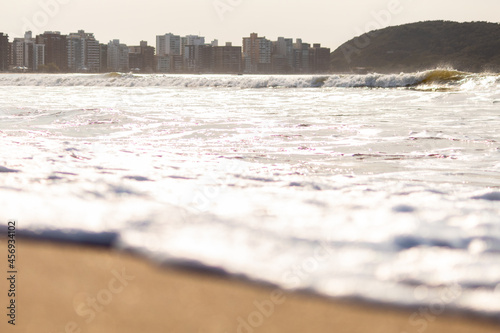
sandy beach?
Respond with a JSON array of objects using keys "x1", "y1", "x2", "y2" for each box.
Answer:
[{"x1": 0, "y1": 238, "x2": 498, "y2": 333}]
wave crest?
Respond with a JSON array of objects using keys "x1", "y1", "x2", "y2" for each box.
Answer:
[{"x1": 0, "y1": 69, "x2": 497, "y2": 89}]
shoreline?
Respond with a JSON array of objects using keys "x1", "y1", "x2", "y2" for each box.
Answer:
[{"x1": 1, "y1": 238, "x2": 499, "y2": 333}]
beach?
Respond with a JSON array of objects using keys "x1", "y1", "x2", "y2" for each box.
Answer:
[
  {"x1": 1, "y1": 72, "x2": 500, "y2": 331},
  {"x1": 1, "y1": 238, "x2": 499, "y2": 333}
]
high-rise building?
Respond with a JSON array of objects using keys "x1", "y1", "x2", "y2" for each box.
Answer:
[
  {"x1": 100, "y1": 44, "x2": 108, "y2": 72},
  {"x1": 34, "y1": 44, "x2": 45, "y2": 71},
  {"x1": 181, "y1": 35, "x2": 205, "y2": 55},
  {"x1": 183, "y1": 44, "x2": 198, "y2": 72},
  {"x1": 275, "y1": 37, "x2": 294, "y2": 72},
  {"x1": 311, "y1": 43, "x2": 331, "y2": 73},
  {"x1": 107, "y1": 40, "x2": 129, "y2": 72},
  {"x1": 156, "y1": 33, "x2": 181, "y2": 56},
  {"x1": 242, "y1": 33, "x2": 271, "y2": 73},
  {"x1": 197, "y1": 45, "x2": 214, "y2": 73},
  {"x1": 67, "y1": 34, "x2": 84, "y2": 71},
  {"x1": 293, "y1": 40, "x2": 313, "y2": 73},
  {"x1": 67, "y1": 30, "x2": 100, "y2": 72},
  {"x1": 12, "y1": 37, "x2": 28, "y2": 69},
  {"x1": 0, "y1": 33, "x2": 9, "y2": 71},
  {"x1": 12, "y1": 31, "x2": 44, "y2": 71},
  {"x1": 86, "y1": 38, "x2": 101, "y2": 72},
  {"x1": 181, "y1": 35, "x2": 206, "y2": 72},
  {"x1": 157, "y1": 33, "x2": 182, "y2": 72},
  {"x1": 36, "y1": 31, "x2": 68, "y2": 72},
  {"x1": 213, "y1": 42, "x2": 242, "y2": 73},
  {"x1": 129, "y1": 41, "x2": 155, "y2": 72}
]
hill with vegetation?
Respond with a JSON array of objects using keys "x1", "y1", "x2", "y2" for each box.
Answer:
[{"x1": 330, "y1": 21, "x2": 500, "y2": 73}]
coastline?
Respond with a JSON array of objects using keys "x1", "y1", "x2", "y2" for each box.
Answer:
[{"x1": 1, "y1": 238, "x2": 499, "y2": 333}]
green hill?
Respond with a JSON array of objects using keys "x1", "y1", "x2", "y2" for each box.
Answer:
[{"x1": 330, "y1": 21, "x2": 500, "y2": 73}]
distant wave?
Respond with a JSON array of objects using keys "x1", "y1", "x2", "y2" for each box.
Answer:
[{"x1": 0, "y1": 69, "x2": 498, "y2": 89}]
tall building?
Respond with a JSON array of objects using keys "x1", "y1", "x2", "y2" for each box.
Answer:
[
  {"x1": 242, "y1": 33, "x2": 272, "y2": 73},
  {"x1": 181, "y1": 35, "x2": 205, "y2": 55},
  {"x1": 311, "y1": 43, "x2": 331, "y2": 73},
  {"x1": 213, "y1": 42, "x2": 241, "y2": 73},
  {"x1": 67, "y1": 30, "x2": 100, "y2": 72},
  {"x1": 156, "y1": 33, "x2": 181, "y2": 56},
  {"x1": 183, "y1": 44, "x2": 198, "y2": 72},
  {"x1": 107, "y1": 40, "x2": 129, "y2": 72},
  {"x1": 129, "y1": 41, "x2": 155, "y2": 72},
  {"x1": 274, "y1": 37, "x2": 294, "y2": 72},
  {"x1": 12, "y1": 31, "x2": 44, "y2": 71},
  {"x1": 12, "y1": 37, "x2": 28, "y2": 69},
  {"x1": 100, "y1": 44, "x2": 108, "y2": 72},
  {"x1": 293, "y1": 40, "x2": 312, "y2": 73},
  {"x1": 181, "y1": 35, "x2": 206, "y2": 72},
  {"x1": 34, "y1": 44, "x2": 45, "y2": 71},
  {"x1": 197, "y1": 45, "x2": 214, "y2": 73},
  {"x1": 86, "y1": 38, "x2": 101, "y2": 72},
  {"x1": 67, "y1": 34, "x2": 84, "y2": 71},
  {"x1": 36, "y1": 31, "x2": 68, "y2": 71},
  {"x1": 0, "y1": 33, "x2": 8, "y2": 71}
]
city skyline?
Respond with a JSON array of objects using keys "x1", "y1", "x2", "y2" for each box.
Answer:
[
  {"x1": 1, "y1": 0, "x2": 499, "y2": 52},
  {"x1": 1, "y1": 30, "x2": 331, "y2": 74}
]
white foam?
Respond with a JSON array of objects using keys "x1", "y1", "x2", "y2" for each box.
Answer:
[{"x1": 0, "y1": 71, "x2": 497, "y2": 90}]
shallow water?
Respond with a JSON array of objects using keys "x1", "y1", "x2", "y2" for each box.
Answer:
[{"x1": 1, "y1": 72, "x2": 500, "y2": 319}]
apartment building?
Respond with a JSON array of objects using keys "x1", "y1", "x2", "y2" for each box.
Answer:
[
  {"x1": 107, "y1": 39, "x2": 129, "y2": 72},
  {"x1": 129, "y1": 41, "x2": 155, "y2": 72},
  {"x1": 213, "y1": 42, "x2": 242, "y2": 73},
  {"x1": 0, "y1": 33, "x2": 9, "y2": 71},
  {"x1": 67, "y1": 30, "x2": 101, "y2": 72},
  {"x1": 36, "y1": 31, "x2": 68, "y2": 71},
  {"x1": 156, "y1": 33, "x2": 181, "y2": 56},
  {"x1": 242, "y1": 33, "x2": 272, "y2": 73}
]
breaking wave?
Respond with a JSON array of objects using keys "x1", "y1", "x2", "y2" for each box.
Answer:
[{"x1": 0, "y1": 69, "x2": 498, "y2": 89}]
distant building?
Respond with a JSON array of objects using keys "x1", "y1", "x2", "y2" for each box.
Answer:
[
  {"x1": 181, "y1": 35, "x2": 206, "y2": 72},
  {"x1": 129, "y1": 41, "x2": 155, "y2": 72},
  {"x1": 34, "y1": 44, "x2": 45, "y2": 71},
  {"x1": 12, "y1": 31, "x2": 44, "y2": 71},
  {"x1": 36, "y1": 31, "x2": 68, "y2": 72},
  {"x1": 273, "y1": 37, "x2": 294, "y2": 73},
  {"x1": 12, "y1": 37, "x2": 28, "y2": 69},
  {"x1": 292, "y1": 39, "x2": 313, "y2": 73},
  {"x1": 86, "y1": 38, "x2": 101, "y2": 72},
  {"x1": 156, "y1": 55, "x2": 171, "y2": 73},
  {"x1": 156, "y1": 33, "x2": 184, "y2": 73},
  {"x1": 213, "y1": 42, "x2": 241, "y2": 73},
  {"x1": 181, "y1": 35, "x2": 205, "y2": 55},
  {"x1": 67, "y1": 30, "x2": 100, "y2": 72},
  {"x1": 243, "y1": 33, "x2": 272, "y2": 73},
  {"x1": 156, "y1": 33, "x2": 181, "y2": 56},
  {"x1": 107, "y1": 39, "x2": 129, "y2": 72},
  {"x1": 171, "y1": 54, "x2": 183, "y2": 72},
  {"x1": 99, "y1": 43, "x2": 108, "y2": 72},
  {"x1": 0, "y1": 33, "x2": 9, "y2": 71},
  {"x1": 197, "y1": 45, "x2": 214, "y2": 73},
  {"x1": 311, "y1": 43, "x2": 331, "y2": 73},
  {"x1": 183, "y1": 44, "x2": 198, "y2": 72}
]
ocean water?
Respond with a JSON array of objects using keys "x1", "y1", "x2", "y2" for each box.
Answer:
[{"x1": 1, "y1": 70, "x2": 500, "y2": 320}]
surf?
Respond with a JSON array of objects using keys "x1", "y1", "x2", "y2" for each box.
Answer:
[{"x1": 0, "y1": 70, "x2": 497, "y2": 90}]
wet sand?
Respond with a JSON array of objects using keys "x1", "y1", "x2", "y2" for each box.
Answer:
[{"x1": 1, "y1": 238, "x2": 499, "y2": 333}]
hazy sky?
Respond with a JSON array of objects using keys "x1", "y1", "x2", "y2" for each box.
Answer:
[{"x1": 2, "y1": 0, "x2": 499, "y2": 50}]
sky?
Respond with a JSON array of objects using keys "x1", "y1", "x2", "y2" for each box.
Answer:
[{"x1": 2, "y1": 0, "x2": 499, "y2": 50}]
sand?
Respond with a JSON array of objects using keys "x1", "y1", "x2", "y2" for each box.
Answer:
[{"x1": 0, "y1": 238, "x2": 499, "y2": 333}]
